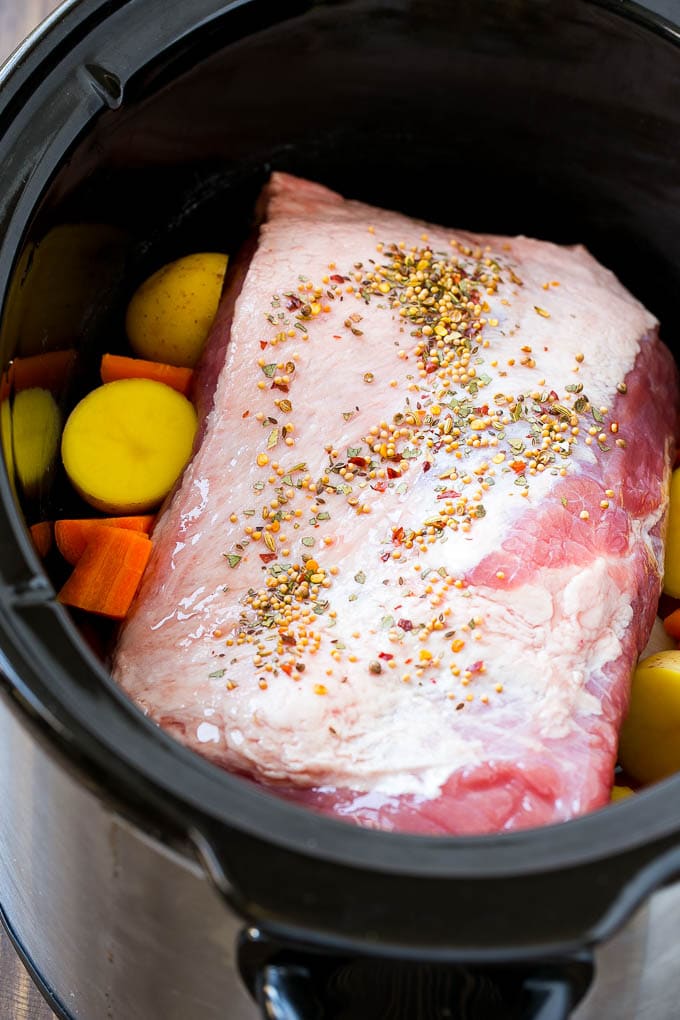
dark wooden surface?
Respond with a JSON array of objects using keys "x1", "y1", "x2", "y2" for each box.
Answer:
[{"x1": 0, "y1": 8, "x2": 63, "y2": 1020}]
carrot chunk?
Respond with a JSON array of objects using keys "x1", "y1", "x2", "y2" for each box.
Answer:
[
  {"x1": 57, "y1": 525, "x2": 152, "y2": 619},
  {"x1": 55, "y1": 515, "x2": 155, "y2": 565},
  {"x1": 100, "y1": 353, "x2": 194, "y2": 396},
  {"x1": 663, "y1": 608, "x2": 680, "y2": 640},
  {"x1": 13, "y1": 350, "x2": 76, "y2": 393},
  {"x1": 29, "y1": 521, "x2": 53, "y2": 558}
]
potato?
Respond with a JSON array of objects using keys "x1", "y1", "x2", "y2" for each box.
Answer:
[
  {"x1": 1, "y1": 401, "x2": 15, "y2": 492},
  {"x1": 5, "y1": 225, "x2": 126, "y2": 358},
  {"x1": 618, "y1": 649, "x2": 680, "y2": 784},
  {"x1": 13, "y1": 387, "x2": 61, "y2": 497},
  {"x1": 61, "y1": 379, "x2": 197, "y2": 513},
  {"x1": 126, "y1": 253, "x2": 228, "y2": 368},
  {"x1": 663, "y1": 467, "x2": 680, "y2": 597}
]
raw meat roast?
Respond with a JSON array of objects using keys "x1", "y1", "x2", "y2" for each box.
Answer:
[{"x1": 113, "y1": 173, "x2": 678, "y2": 835}]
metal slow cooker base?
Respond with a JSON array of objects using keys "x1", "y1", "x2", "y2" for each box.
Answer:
[
  {"x1": 0, "y1": 694, "x2": 254, "y2": 1020},
  {"x1": 0, "y1": 693, "x2": 678, "y2": 1020}
]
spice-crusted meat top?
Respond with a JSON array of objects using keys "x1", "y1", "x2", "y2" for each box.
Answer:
[{"x1": 113, "y1": 172, "x2": 677, "y2": 834}]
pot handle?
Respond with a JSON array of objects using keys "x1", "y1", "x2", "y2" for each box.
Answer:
[
  {"x1": 255, "y1": 964, "x2": 323, "y2": 1019},
  {"x1": 522, "y1": 976, "x2": 573, "y2": 1020},
  {"x1": 254, "y1": 960, "x2": 588, "y2": 1019}
]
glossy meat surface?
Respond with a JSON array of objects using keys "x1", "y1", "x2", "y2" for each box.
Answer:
[{"x1": 113, "y1": 173, "x2": 677, "y2": 834}]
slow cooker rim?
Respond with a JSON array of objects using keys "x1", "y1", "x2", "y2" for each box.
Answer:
[{"x1": 1, "y1": 0, "x2": 680, "y2": 889}]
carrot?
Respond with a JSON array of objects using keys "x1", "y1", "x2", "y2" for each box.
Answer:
[
  {"x1": 13, "y1": 350, "x2": 76, "y2": 393},
  {"x1": 100, "y1": 353, "x2": 194, "y2": 396},
  {"x1": 29, "y1": 521, "x2": 53, "y2": 558},
  {"x1": 664, "y1": 608, "x2": 680, "y2": 640},
  {"x1": 55, "y1": 515, "x2": 155, "y2": 565},
  {"x1": 57, "y1": 525, "x2": 152, "y2": 619}
]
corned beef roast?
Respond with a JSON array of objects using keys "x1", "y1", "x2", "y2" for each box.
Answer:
[{"x1": 112, "y1": 173, "x2": 678, "y2": 835}]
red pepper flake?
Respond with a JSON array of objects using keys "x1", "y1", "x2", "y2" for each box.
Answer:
[
  {"x1": 437, "y1": 489, "x2": 460, "y2": 500},
  {"x1": 281, "y1": 634, "x2": 296, "y2": 646},
  {"x1": 392, "y1": 526, "x2": 405, "y2": 544},
  {"x1": 398, "y1": 618, "x2": 413, "y2": 631},
  {"x1": 286, "y1": 295, "x2": 303, "y2": 311},
  {"x1": 380, "y1": 551, "x2": 391, "y2": 562},
  {"x1": 387, "y1": 467, "x2": 402, "y2": 479},
  {"x1": 271, "y1": 381, "x2": 289, "y2": 393},
  {"x1": 348, "y1": 456, "x2": 369, "y2": 468},
  {"x1": 509, "y1": 460, "x2": 526, "y2": 474},
  {"x1": 425, "y1": 363, "x2": 438, "y2": 374},
  {"x1": 469, "y1": 660, "x2": 484, "y2": 673},
  {"x1": 259, "y1": 552, "x2": 277, "y2": 564},
  {"x1": 371, "y1": 480, "x2": 388, "y2": 493},
  {"x1": 259, "y1": 341, "x2": 268, "y2": 350},
  {"x1": 280, "y1": 662, "x2": 293, "y2": 676},
  {"x1": 378, "y1": 652, "x2": 394, "y2": 661},
  {"x1": 242, "y1": 410, "x2": 250, "y2": 418},
  {"x1": 422, "y1": 462, "x2": 431, "y2": 473},
  {"x1": 330, "y1": 274, "x2": 347, "y2": 284}
]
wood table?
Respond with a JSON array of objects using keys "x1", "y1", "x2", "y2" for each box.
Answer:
[{"x1": 0, "y1": 7, "x2": 63, "y2": 1020}]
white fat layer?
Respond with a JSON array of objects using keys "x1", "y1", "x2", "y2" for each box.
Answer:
[{"x1": 207, "y1": 556, "x2": 626, "y2": 799}]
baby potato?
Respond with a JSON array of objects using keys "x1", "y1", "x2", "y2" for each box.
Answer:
[
  {"x1": 1, "y1": 400, "x2": 14, "y2": 487},
  {"x1": 61, "y1": 378, "x2": 197, "y2": 514},
  {"x1": 126, "y1": 253, "x2": 228, "y2": 368},
  {"x1": 13, "y1": 387, "x2": 61, "y2": 497},
  {"x1": 619, "y1": 650, "x2": 680, "y2": 784},
  {"x1": 610, "y1": 785, "x2": 634, "y2": 802},
  {"x1": 663, "y1": 467, "x2": 680, "y2": 597}
]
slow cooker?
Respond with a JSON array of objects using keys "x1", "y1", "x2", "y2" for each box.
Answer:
[{"x1": 1, "y1": 1, "x2": 680, "y2": 1017}]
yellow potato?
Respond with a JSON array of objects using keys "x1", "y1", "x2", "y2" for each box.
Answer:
[
  {"x1": 663, "y1": 467, "x2": 680, "y2": 597},
  {"x1": 13, "y1": 387, "x2": 61, "y2": 497},
  {"x1": 7, "y1": 225, "x2": 126, "y2": 358},
  {"x1": 61, "y1": 378, "x2": 197, "y2": 513},
  {"x1": 618, "y1": 649, "x2": 680, "y2": 784},
  {"x1": 610, "y1": 785, "x2": 634, "y2": 802},
  {"x1": 1, "y1": 400, "x2": 17, "y2": 499},
  {"x1": 126, "y1": 252, "x2": 228, "y2": 368}
]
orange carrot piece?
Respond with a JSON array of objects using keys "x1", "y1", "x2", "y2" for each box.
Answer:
[
  {"x1": 57, "y1": 525, "x2": 152, "y2": 619},
  {"x1": 55, "y1": 515, "x2": 155, "y2": 565},
  {"x1": 29, "y1": 521, "x2": 53, "y2": 558},
  {"x1": 13, "y1": 350, "x2": 76, "y2": 393},
  {"x1": 664, "y1": 608, "x2": 680, "y2": 640},
  {"x1": 100, "y1": 353, "x2": 194, "y2": 396}
]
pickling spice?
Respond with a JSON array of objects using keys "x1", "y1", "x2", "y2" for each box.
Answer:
[{"x1": 221, "y1": 232, "x2": 624, "y2": 705}]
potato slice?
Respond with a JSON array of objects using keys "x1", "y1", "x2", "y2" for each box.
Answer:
[
  {"x1": 126, "y1": 253, "x2": 228, "y2": 368},
  {"x1": 13, "y1": 387, "x2": 61, "y2": 497},
  {"x1": 663, "y1": 467, "x2": 680, "y2": 597},
  {"x1": 61, "y1": 379, "x2": 197, "y2": 513},
  {"x1": 619, "y1": 649, "x2": 680, "y2": 784}
]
